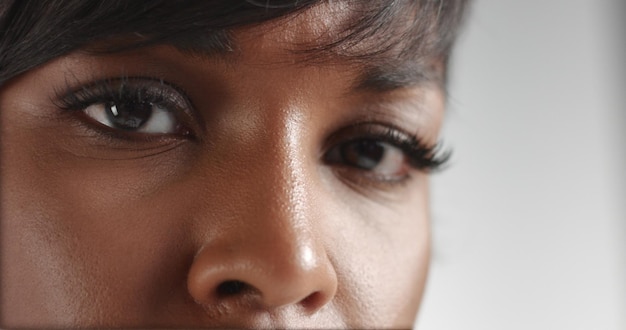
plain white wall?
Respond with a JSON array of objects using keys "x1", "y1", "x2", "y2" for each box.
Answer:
[{"x1": 417, "y1": 1, "x2": 625, "y2": 329}]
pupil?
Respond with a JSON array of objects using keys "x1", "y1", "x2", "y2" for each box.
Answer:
[
  {"x1": 105, "y1": 101, "x2": 152, "y2": 130},
  {"x1": 342, "y1": 140, "x2": 384, "y2": 170}
]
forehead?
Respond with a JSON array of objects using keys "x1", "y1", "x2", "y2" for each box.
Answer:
[
  {"x1": 225, "y1": 4, "x2": 365, "y2": 70},
  {"x1": 0, "y1": 0, "x2": 454, "y2": 87},
  {"x1": 237, "y1": 1, "x2": 358, "y2": 55},
  {"x1": 188, "y1": 1, "x2": 436, "y2": 63},
  {"x1": 163, "y1": 2, "x2": 445, "y2": 91}
]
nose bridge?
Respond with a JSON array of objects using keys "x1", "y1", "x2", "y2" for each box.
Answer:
[
  {"x1": 257, "y1": 109, "x2": 310, "y2": 230},
  {"x1": 243, "y1": 108, "x2": 320, "y2": 273},
  {"x1": 187, "y1": 107, "x2": 337, "y2": 314},
  {"x1": 221, "y1": 97, "x2": 315, "y2": 235},
  {"x1": 233, "y1": 63, "x2": 318, "y2": 220}
]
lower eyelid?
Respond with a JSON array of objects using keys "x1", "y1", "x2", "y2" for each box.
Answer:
[{"x1": 329, "y1": 166, "x2": 415, "y2": 201}]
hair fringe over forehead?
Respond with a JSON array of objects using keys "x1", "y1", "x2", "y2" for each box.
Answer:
[{"x1": 0, "y1": 0, "x2": 470, "y2": 85}]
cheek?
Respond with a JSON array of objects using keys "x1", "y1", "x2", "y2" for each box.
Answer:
[
  {"x1": 0, "y1": 108, "x2": 197, "y2": 324},
  {"x1": 324, "y1": 178, "x2": 430, "y2": 327},
  {"x1": 0, "y1": 123, "x2": 89, "y2": 324}
]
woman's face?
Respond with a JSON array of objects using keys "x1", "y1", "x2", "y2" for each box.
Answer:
[{"x1": 0, "y1": 6, "x2": 444, "y2": 328}]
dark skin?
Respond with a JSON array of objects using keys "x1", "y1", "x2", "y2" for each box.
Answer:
[{"x1": 0, "y1": 5, "x2": 444, "y2": 328}]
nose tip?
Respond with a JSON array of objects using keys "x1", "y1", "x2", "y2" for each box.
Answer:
[{"x1": 187, "y1": 240, "x2": 337, "y2": 314}]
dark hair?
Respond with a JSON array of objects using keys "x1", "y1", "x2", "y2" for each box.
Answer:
[{"x1": 0, "y1": 0, "x2": 469, "y2": 86}]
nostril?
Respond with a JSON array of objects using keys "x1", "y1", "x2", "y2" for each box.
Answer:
[
  {"x1": 300, "y1": 291, "x2": 324, "y2": 309},
  {"x1": 216, "y1": 280, "x2": 248, "y2": 297}
]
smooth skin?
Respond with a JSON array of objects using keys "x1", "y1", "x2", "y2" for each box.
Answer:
[{"x1": 0, "y1": 5, "x2": 443, "y2": 328}]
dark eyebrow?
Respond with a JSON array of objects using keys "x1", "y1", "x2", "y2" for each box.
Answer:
[{"x1": 354, "y1": 62, "x2": 442, "y2": 93}]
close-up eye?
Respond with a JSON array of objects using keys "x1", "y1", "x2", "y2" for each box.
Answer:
[
  {"x1": 325, "y1": 138, "x2": 409, "y2": 180},
  {"x1": 324, "y1": 124, "x2": 450, "y2": 183},
  {"x1": 84, "y1": 100, "x2": 175, "y2": 133},
  {"x1": 56, "y1": 77, "x2": 194, "y2": 138}
]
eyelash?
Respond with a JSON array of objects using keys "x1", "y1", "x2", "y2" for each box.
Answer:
[
  {"x1": 58, "y1": 78, "x2": 173, "y2": 109},
  {"x1": 54, "y1": 77, "x2": 194, "y2": 139},
  {"x1": 326, "y1": 123, "x2": 450, "y2": 173},
  {"x1": 53, "y1": 78, "x2": 449, "y2": 181}
]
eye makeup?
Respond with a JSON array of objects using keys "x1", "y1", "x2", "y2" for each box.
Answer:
[
  {"x1": 50, "y1": 73, "x2": 449, "y2": 187},
  {"x1": 323, "y1": 122, "x2": 451, "y2": 184},
  {"x1": 53, "y1": 76, "x2": 198, "y2": 140}
]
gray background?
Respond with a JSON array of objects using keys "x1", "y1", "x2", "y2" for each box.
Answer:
[{"x1": 417, "y1": 1, "x2": 625, "y2": 329}]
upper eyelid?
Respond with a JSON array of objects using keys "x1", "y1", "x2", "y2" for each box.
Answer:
[
  {"x1": 324, "y1": 121, "x2": 421, "y2": 144},
  {"x1": 54, "y1": 76, "x2": 194, "y2": 111},
  {"x1": 323, "y1": 122, "x2": 449, "y2": 170},
  {"x1": 322, "y1": 121, "x2": 426, "y2": 156},
  {"x1": 52, "y1": 76, "x2": 205, "y2": 139}
]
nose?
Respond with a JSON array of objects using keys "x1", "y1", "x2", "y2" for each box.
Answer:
[
  {"x1": 186, "y1": 142, "x2": 338, "y2": 316},
  {"x1": 187, "y1": 230, "x2": 337, "y2": 313}
]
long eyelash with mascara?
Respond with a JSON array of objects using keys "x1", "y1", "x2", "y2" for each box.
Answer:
[
  {"x1": 340, "y1": 123, "x2": 451, "y2": 173},
  {"x1": 53, "y1": 77, "x2": 450, "y2": 173},
  {"x1": 54, "y1": 76, "x2": 188, "y2": 114},
  {"x1": 379, "y1": 128, "x2": 451, "y2": 172}
]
